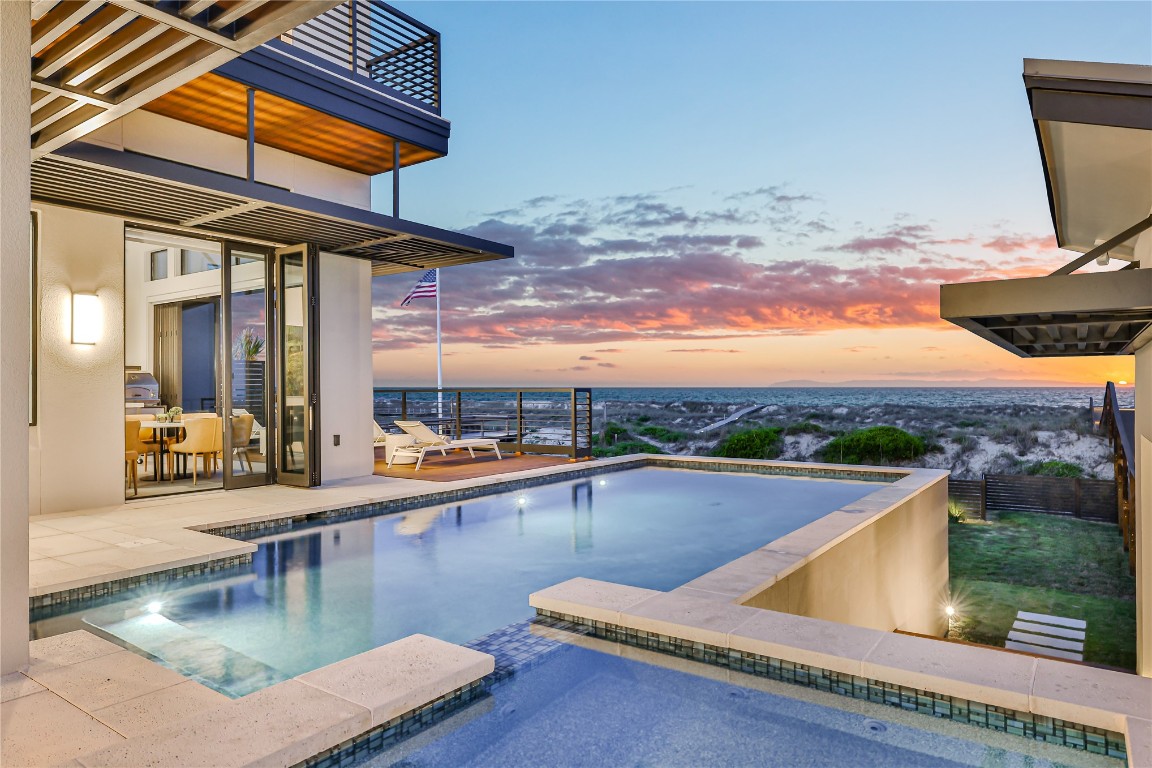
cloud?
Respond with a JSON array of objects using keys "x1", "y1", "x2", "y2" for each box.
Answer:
[
  {"x1": 372, "y1": 190, "x2": 1060, "y2": 351},
  {"x1": 578, "y1": 355, "x2": 598, "y2": 361},
  {"x1": 668, "y1": 348, "x2": 743, "y2": 354},
  {"x1": 981, "y1": 234, "x2": 1059, "y2": 253},
  {"x1": 597, "y1": 362, "x2": 618, "y2": 368},
  {"x1": 841, "y1": 345, "x2": 877, "y2": 353}
]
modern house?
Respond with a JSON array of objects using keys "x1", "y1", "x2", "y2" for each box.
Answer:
[
  {"x1": 0, "y1": 0, "x2": 512, "y2": 675},
  {"x1": 941, "y1": 59, "x2": 1152, "y2": 677}
]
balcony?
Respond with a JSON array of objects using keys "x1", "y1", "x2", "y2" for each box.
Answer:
[
  {"x1": 270, "y1": 0, "x2": 440, "y2": 114},
  {"x1": 140, "y1": 1, "x2": 450, "y2": 175}
]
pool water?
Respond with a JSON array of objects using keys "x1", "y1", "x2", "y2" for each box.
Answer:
[
  {"x1": 34, "y1": 468, "x2": 879, "y2": 696},
  {"x1": 360, "y1": 626, "x2": 1109, "y2": 768}
]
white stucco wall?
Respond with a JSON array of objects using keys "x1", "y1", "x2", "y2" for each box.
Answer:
[
  {"x1": 212, "y1": 251, "x2": 373, "y2": 482},
  {"x1": 318, "y1": 252, "x2": 374, "y2": 482},
  {"x1": 1136, "y1": 343, "x2": 1151, "y2": 677},
  {"x1": 1, "y1": 0, "x2": 32, "y2": 673},
  {"x1": 32, "y1": 204, "x2": 126, "y2": 515},
  {"x1": 743, "y1": 475, "x2": 950, "y2": 636},
  {"x1": 82, "y1": 111, "x2": 372, "y2": 209}
]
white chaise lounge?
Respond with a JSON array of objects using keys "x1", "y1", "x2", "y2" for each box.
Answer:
[{"x1": 389, "y1": 420, "x2": 503, "y2": 471}]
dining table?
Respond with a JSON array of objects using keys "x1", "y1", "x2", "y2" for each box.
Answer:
[{"x1": 139, "y1": 420, "x2": 184, "y2": 481}]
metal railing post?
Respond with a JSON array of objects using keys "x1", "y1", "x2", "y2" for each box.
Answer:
[
  {"x1": 569, "y1": 389, "x2": 577, "y2": 461},
  {"x1": 401, "y1": 391, "x2": 407, "y2": 420},
  {"x1": 348, "y1": 0, "x2": 358, "y2": 76},
  {"x1": 516, "y1": 391, "x2": 523, "y2": 454},
  {"x1": 455, "y1": 391, "x2": 462, "y2": 439}
]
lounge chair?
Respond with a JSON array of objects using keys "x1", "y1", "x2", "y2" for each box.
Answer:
[{"x1": 389, "y1": 420, "x2": 503, "y2": 471}]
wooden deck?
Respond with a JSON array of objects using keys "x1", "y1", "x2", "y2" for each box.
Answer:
[{"x1": 373, "y1": 452, "x2": 573, "y2": 482}]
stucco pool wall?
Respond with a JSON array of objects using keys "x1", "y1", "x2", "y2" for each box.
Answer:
[{"x1": 739, "y1": 469, "x2": 949, "y2": 636}]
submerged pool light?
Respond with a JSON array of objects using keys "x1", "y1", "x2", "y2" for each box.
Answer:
[
  {"x1": 598, "y1": 480, "x2": 607, "y2": 487},
  {"x1": 145, "y1": 601, "x2": 164, "y2": 614},
  {"x1": 516, "y1": 496, "x2": 528, "y2": 506}
]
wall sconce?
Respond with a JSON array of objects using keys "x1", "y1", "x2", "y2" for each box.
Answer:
[{"x1": 72, "y1": 292, "x2": 101, "y2": 345}]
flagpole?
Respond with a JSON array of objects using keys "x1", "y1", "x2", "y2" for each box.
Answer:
[{"x1": 436, "y1": 268, "x2": 443, "y2": 419}]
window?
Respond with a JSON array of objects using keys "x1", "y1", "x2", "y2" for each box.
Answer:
[
  {"x1": 150, "y1": 249, "x2": 168, "y2": 280},
  {"x1": 180, "y1": 249, "x2": 221, "y2": 275}
]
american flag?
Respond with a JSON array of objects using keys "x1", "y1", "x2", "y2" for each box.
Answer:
[{"x1": 400, "y1": 269, "x2": 437, "y2": 306}]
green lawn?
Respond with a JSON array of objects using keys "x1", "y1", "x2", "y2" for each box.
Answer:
[{"x1": 948, "y1": 510, "x2": 1136, "y2": 671}]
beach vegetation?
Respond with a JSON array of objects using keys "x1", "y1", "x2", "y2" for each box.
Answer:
[
  {"x1": 1025, "y1": 460, "x2": 1083, "y2": 478},
  {"x1": 784, "y1": 421, "x2": 824, "y2": 435},
  {"x1": 713, "y1": 428, "x2": 783, "y2": 460},
  {"x1": 600, "y1": 421, "x2": 630, "y2": 444},
  {"x1": 593, "y1": 440, "x2": 664, "y2": 458},
  {"x1": 820, "y1": 425, "x2": 925, "y2": 464},
  {"x1": 637, "y1": 425, "x2": 687, "y2": 443}
]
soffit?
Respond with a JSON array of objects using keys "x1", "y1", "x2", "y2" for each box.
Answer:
[
  {"x1": 1025, "y1": 59, "x2": 1152, "y2": 257},
  {"x1": 141, "y1": 72, "x2": 441, "y2": 175},
  {"x1": 31, "y1": 144, "x2": 512, "y2": 276}
]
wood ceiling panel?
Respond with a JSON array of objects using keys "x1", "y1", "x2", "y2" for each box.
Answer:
[{"x1": 142, "y1": 72, "x2": 441, "y2": 175}]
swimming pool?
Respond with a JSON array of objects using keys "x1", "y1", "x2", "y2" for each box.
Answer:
[
  {"x1": 32, "y1": 467, "x2": 879, "y2": 696},
  {"x1": 359, "y1": 622, "x2": 1113, "y2": 768}
]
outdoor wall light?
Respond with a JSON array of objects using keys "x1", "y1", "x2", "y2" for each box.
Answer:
[{"x1": 71, "y1": 292, "x2": 101, "y2": 345}]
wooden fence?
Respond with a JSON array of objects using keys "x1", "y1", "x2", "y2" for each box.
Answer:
[{"x1": 948, "y1": 475, "x2": 1117, "y2": 523}]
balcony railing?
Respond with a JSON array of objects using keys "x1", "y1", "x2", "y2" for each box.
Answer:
[
  {"x1": 277, "y1": 0, "x2": 440, "y2": 112},
  {"x1": 374, "y1": 388, "x2": 594, "y2": 461}
]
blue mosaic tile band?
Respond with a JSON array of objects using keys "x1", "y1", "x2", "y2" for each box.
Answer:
[
  {"x1": 535, "y1": 609, "x2": 1128, "y2": 762},
  {"x1": 28, "y1": 554, "x2": 252, "y2": 614}
]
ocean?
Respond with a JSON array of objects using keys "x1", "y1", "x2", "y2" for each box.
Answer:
[{"x1": 375, "y1": 387, "x2": 1135, "y2": 411}]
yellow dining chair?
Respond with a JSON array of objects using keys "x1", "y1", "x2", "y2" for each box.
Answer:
[
  {"x1": 123, "y1": 419, "x2": 140, "y2": 495},
  {"x1": 167, "y1": 416, "x2": 220, "y2": 484}
]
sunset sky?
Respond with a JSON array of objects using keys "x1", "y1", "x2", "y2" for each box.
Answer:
[{"x1": 369, "y1": 1, "x2": 1151, "y2": 388}]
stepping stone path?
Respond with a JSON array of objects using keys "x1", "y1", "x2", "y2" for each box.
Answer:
[{"x1": 1004, "y1": 611, "x2": 1085, "y2": 662}]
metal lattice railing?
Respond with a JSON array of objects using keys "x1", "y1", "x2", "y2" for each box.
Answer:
[
  {"x1": 374, "y1": 388, "x2": 594, "y2": 460},
  {"x1": 278, "y1": 0, "x2": 441, "y2": 112}
]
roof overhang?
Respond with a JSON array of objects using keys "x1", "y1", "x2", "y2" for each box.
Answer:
[
  {"x1": 940, "y1": 270, "x2": 1152, "y2": 357},
  {"x1": 30, "y1": 0, "x2": 342, "y2": 157},
  {"x1": 33, "y1": 142, "x2": 512, "y2": 275},
  {"x1": 1024, "y1": 59, "x2": 1152, "y2": 259}
]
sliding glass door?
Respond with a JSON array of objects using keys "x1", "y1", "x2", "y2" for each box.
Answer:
[
  {"x1": 274, "y1": 244, "x2": 320, "y2": 487},
  {"x1": 221, "y1": 243, "x2": 273, "y2": 489}
]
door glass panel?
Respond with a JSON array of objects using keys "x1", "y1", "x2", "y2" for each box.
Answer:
[
  {"x1": 278, "y1": 248, "x2": 312, "y2": 485},
  {"x1": 224, "y1": 246, "x2": 270, "y2": 488}
]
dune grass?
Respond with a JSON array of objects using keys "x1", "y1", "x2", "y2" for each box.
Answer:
[{"x1": 948, "y1": 510, "x2": 1136, "y2": 670}]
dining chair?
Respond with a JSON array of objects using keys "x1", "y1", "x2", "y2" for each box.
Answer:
[{"x1": 167, "y1": 416, "x2": 221, "y2": 484}]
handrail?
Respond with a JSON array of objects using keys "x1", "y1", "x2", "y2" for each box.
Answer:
[
  {"x1": 1099, "y1": 381, "x2": 1136, "y2": 574},
  {"x1": 374, "y1": 388, "x2": 593, "y2": 461},
  {"x1": 277, "y1": 0, "x2": 441, "y2": 112}
]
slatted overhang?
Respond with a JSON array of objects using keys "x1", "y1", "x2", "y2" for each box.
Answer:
[
  {"x1": 33, "y1": 142, "x2": 512, "y2": 275},
  {"x1": 1025, "y1": 59, "x2": 1152, "y2": 260},
  {"x1": 29, "y1": 0, "x2": 341, "y2": 157},
  {"x1": 940, "y1": 270, "x2": 1152, "y2": 357}
]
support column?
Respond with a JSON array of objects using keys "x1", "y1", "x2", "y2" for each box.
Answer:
[
  {"x1": 1135, "y1": 344, "x2": 1151, "y2": 677},
  {"x1": 0, "y1": 0, "x2": 32, "y2": 675}
]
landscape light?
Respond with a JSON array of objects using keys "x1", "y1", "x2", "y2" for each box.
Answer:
[{"x1": 945, "y1": 605, "x2": 955, "y2": 617}]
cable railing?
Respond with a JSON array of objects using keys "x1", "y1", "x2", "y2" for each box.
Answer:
[
  {"x1": 1099, "y1": 381, "x2": 1136, "y2": 574},
  {"x1": 374, "y1": 388, "x2": 594, "y2": 460},
  {"x1": 275, "y1": 0, "x2": 441, "y2": 112}
]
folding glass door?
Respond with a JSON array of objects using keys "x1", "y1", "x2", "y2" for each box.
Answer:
[{"x1": 273, "y1": 244, "x2": 319, "y2": 487}]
